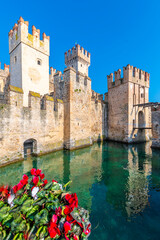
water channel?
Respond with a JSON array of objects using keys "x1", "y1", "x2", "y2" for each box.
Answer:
[{"x1": 0, "y1": 141, "x2": 160, "y2": 240}]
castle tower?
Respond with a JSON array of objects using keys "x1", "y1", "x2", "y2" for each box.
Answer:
[
  {"x1": 9, "y1": 17, "x2": 50, "y2": 106},
  {"x1": 65, "y1": 44, "x2": 90, "y2": 76},
  {"x1": 107, "y1": 65, "x2": 151, "y2": 143},
  {"x1": 63, "y1": 45, "x2": 92, "y2": 149}
]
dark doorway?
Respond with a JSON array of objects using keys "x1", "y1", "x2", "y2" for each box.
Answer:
[
  {"x1": 24, "y1": 139, "x2": 37, "y2": 157},
  {"x1": 138, "y1": 111, "x2": 145, "y2": 129}
]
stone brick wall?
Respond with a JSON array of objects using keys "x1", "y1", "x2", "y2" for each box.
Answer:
[
  {"x1": 0, "y1": 88, "x2": 64, "y2": 165},
  {"x1": 62, "y1": 67, "x2": 107, "y2": 150},
  {"x1": 152, "y1": 106, "x2": 160, "y2": 148},
  {"x1": 107, "y1": 64, "x2": 151, "y2": 143}
]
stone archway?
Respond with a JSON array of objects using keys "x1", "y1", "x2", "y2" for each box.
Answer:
[{"x1": 23, "y1": 139, "x2": 37, "y2": 157}]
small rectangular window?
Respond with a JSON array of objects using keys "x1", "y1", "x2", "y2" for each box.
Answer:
[
  {"x1": 37, "y1": 59, "x2": 42, "y2": 65},
  {"x1": 84, "y1": 79, "x2": 87, "y2": 86}
]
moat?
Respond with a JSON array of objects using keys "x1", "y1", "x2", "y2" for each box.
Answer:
[{"x1": 0, "y1": 141, "x2": 160, "y2": 240}]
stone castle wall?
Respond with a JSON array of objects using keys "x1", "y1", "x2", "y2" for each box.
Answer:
[
  {"x1": 0, "y1": 70, "x2": 107, "y2": 165},
  {"x1": 1, "y1": 16, "x2": 159, "y2": 166},
  {"x1": 0, "y1": 87, "x2": 64, "y2": 165},
  {"x1": 152, "y1": 106, "x2": 160, "y2": 149},
  {"x1": 107, "y1": 65, "x2": 151, "y2": 143}
]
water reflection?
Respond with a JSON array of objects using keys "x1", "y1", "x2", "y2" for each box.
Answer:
[{"x1": 1, "y1": 141, "x2": 160, "y2": 239}]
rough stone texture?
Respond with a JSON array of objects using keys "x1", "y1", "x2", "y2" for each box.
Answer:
[
  {"x1": 151, "y1": 106, "x2": 160, "y2": 148},
  {"x1": 0, "y1": 89, "x2": 64, "y2": 165},
  {"x1": 107, "y1": 64, "x2": 152, "y2": 143}
]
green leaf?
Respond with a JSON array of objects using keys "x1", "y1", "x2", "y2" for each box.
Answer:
[
  {"x1": 13, "y1": 233, "x2": 20, "y2": 240},
  {"x1": 5, "y1": 232, "x2": 13, "y2": 240},
  {"x1": 2, "y1": 214, "x2": 13, "y2": 228},
  {"x1": 26, "y1": 222, "x2": 30, "y2": 232},
  {"x1": 11, "y1": 215, "x2": 23, "y2": 232},
  {"x1": 37, "y1": 190, "x2": 46, "y2": 198},
  {"x1": 63, "y1": 180, "x2": 72, "y2": 189},
  {"x1": 71, "y1": 209, "x2": 82, "y2": 223},
  {"x1": 45, "y1": 200, "x2": 60, "y2": 211},
  {"x1": 2, "y1": 230, "x2": 7, "y2": 239},
  {"x1": 43, "y1": 182, "x2": 52, "y2": 190},
  {"x1": 28, "y1": 224, "x2": 36, "y2": 239},
  {"x1": 45, "y1": 236, "x2": 52, "y2": 240},
  {"x1": 35, "y1": 208, "x2": 49, "y2": 225},
  {"x1": 40, "y1": 226, "x2": 48, "y2": 238},
  {"x1": 0, "y1": 206, "x2": 10, "y2": 222},
  {"x1": 33, "y1": 198, "x2": 46, "y2": 206},
  {"x1": 36, "y1": 225, "x2": 43, "y2": 237},
  {"x1": 51, "y1": 183, "x2": 61, "y2": 191},
  {"x1": 26, "y1": 205, "x2": 39, "y2": 221},
  {"x1": 0, "y1": 200, "x2": 5, "y2": 209},
  {"x1": 14, "y1": 193, "x2": 28, "y2": 206},
  {"x1": 21, "y1": 198, "x2": 34, "y2": 214}
]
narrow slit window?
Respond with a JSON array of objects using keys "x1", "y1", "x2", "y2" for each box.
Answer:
[{"x1": 37, "y1": 59, "x2": 42, "y2": 65}]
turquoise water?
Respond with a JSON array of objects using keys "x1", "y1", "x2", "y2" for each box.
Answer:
[{"x1": 1, "y1": 141, "x2": 160, "y2": 240}]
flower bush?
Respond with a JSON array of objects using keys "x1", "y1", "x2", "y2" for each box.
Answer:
[{"x1": 0, "y1": 169, "x2": 91, "y2": 240}]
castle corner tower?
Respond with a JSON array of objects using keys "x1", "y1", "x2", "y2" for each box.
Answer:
[
  {"x1": 65, "y1": 44, "x2": 90, "y2": 76},
  {"x1": 107, "y1": 65, "x2": 151, "y2": 143},
  {"x1": 63, "y1": 44, "x2": 92, "y2": 149},
  {"x1": 9, "y1": 17, "x2": 50, "y2": 106}
]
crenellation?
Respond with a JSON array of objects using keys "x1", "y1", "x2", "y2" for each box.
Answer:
[
  {"x1": 108, "y1": 65, "x2": 150, "y2": 89},
  {"x1": 65, "y1": 44, "x2": 90, "y2": 76},
  {"x1": 0, "y1": 63, "x2": 10, "y2": 94},
  {"x1": 9, "y1": 17, "x2": 49, "y2": 56},
  {"x1": 50, "y1": 67, "x2": 56, "y2": 76},
  {"x1": 0, "y1": 17, "x2": 155, "y2": 165}
]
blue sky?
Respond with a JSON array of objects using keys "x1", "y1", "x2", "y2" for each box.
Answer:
[{"x1": 0, "y1": 0, "x2": 159, "y2": 101}]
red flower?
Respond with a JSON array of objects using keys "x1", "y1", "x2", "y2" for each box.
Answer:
[
  {"x1": 31, "y1": 168, "x2": 36, "y2": 176},
  {"x1": 64, "y1": 205, "x2": 72, "y2": 215},
  {"x1": 66, "y1": 214, "x2": 73, "y2": 222},
  {"x1": 55, "y1": 207, "x2": 62, "y2": 217},
  {"x1": 36, "y1": 169, "x2": 41, "y2": 176},
  {"x1": 52, "y1": 179, "x2": 58, "y2": 183},
  {"x1": 42, "y1": 179, "x2": 48, "y2": 186},
  {"x1": 65, "y1": 193, "x2": 78, "y2": 209},
  {"x1": 64, "y1": 234, "x2": 70, "y2": 240},
  {"x1": 12, "y1": 185, "x2": 18, "y2": 194},
  {"x1": 64, "y1": 221, "x2": 71, "y2": 234},
  {"x1": 33, "y1": 176, "x2": 39, "y2": 186},
  {"x1": 48, "y1": 222, "x2": 61, "y2": 238},
  {"x1": 20, "y1": 179, "x2": 28, "y2": 186},
  {"x1": 17, "y1": 182, "x2": 23, "y2": 191},
  {"x1": 0, "y1": 186, "x2": 9, "y2": 197},
  {"x1": 73, "y1": 235, "x2": 78, "y2": 240},
  {"x1": 23, "y1": 174, "x2": 29, "y2": 181},
  {"x1": 52, "y1": 214, "x2": 58, "y2": 223},
  {"x1": 40, "y1": 173, "x2": 45, "y2": 180}
]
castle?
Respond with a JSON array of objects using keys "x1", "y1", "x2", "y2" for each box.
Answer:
[{"x1": 0, "y1": 17, "x2": 159, "y2": 165}]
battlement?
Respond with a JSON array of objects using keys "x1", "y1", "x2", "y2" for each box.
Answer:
[
  {"x1": 65, "y1": 44, "x2": 90, "y2": 65},
  {"x1": 107, "y1": 64, "x2": 150, "y2": 89},
  {"x1": 9, "y1": 17, "x2": 50, "y2": 55},
  {"x1": 0, "y1": 63, "x2": 10, "y2": 74}
]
